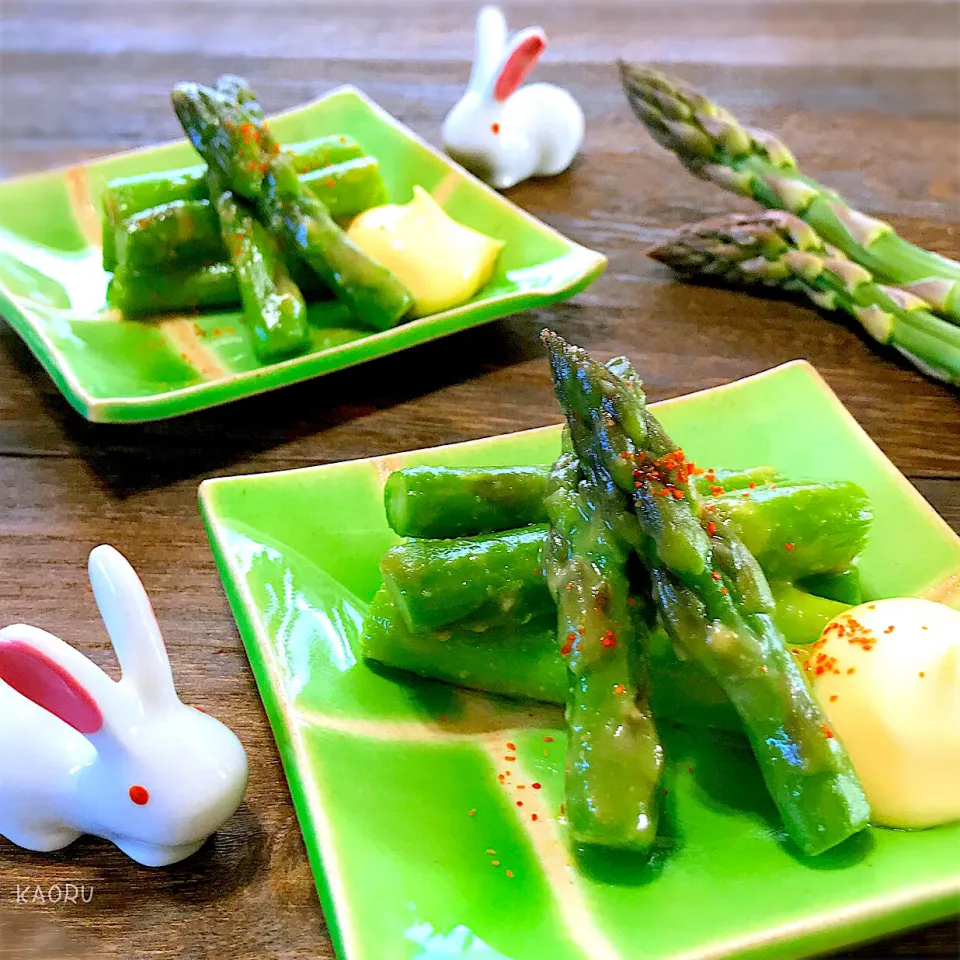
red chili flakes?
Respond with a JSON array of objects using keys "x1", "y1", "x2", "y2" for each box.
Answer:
[
  {"x1": 492, "y1": 859, "x2": 500, "y2": 866},
  {"x1": 600, "y1": 630, "x2": 617, "y2": 648},
  {"x1": 770, "y1": 484, "x2": 778, "y2": 490},
  {"x1": 820, "y1": 723, "x2": 834, "y2": 739},
  {"x1": 560, "y1": 634, "x2": 575, "y2": 656},
  {"x1": 504, "y1": 756, "x2": 517, "y2": 762},
  {"x1": 710, "y1": 485, "x2": 725, "y2": 497},
  {"x1": 613, "y1": 683, "x2": 626, "y2": 695},
  {"x1": 688, "y1": 767, "x2": 694, "y2": 773},
  {"x1": 784, "y1": 542, "x2": 795, "y2": 551},
  {"x1": 543, "y1": 737, "x2": 554, "y2": 743},
  {"x1": 516, "y1": 801, "x2": 523, "y2": 807},
  {"x1": 711, "y1": 571, "x2": 722, "y2": 581},
  {"x1": 498, "y1": 774, "x2": 505, "y2": 783},
  {"x1": 517, "y1": 785, "x2": 525, "y2": 791},
  {"x1": 748, "y1": 481, "x2": 757, "y2": 489},
  {"x1": 760, "y1": 666, "x2": 768, "y2": 674},
  {"x1": 829, "y1": 694, "x2": 838, "y2": 702},
  {"x1": 741, "y1": 491, "x2": 751, "y2": 499},
  {"x1": 506, "y1": 870, "x2": 515, "y2": 879},
  {"x1": 531, "y1": 814, "x2": 539, "y2": 822},
  {"x1": 486, "y1": 848, "x2": 496, "y2": 854},
  {"x1": 531, "y1": 782, "x2": 542, "y2": 790},
  {"x1": 468, "y1": 809, "x2": 477, "y2": 817},
  {"x1": 919, "y1": 671, "x2": 926, "y2": 678},
  {"x1": 847, "y1": 667, "x2": 856, "y2": 675},
  {"x1": 706, "y1": 521, "x2": 717, "y2": 536},
  {"x1": 884, "y1": 625, "x2": 895, "y2": 634},
  {"x1": 506, "y1": 742, "x2": 516, "y2": 751},
  {"x1": 721, "y1": 587, "x2": 729, "y2": 595}
]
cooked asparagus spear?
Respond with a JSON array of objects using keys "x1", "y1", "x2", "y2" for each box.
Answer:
[
  {"x1": 172, "y1": 82, "x2": 413, "y2": 331},
  {"x1": 363, "y1": 587, "x2": 566, "y2": 703},
  {"x1": 383, "y1": 462, "x2": 784, "y2": 540},
  {"x1": 112, "y1": 158, "x2": 388, "y2": 275},
  {"x1": 543, "y1": 452, "x2": 663, "y2": 852},
  {"x1": 620, "y1": 62, "x2": 960, "y2": 323},
  {"x1": 384, "y1": 465, "x2": 550, "y2": 538},
  {"x1": 710, "y1": 481, "x2": 872, "y2": 579},
  {"x1": 361, "y1": 580, "x2": 848, "y2": 726},
  {"x1": 107, "y1": 262, "x2": 239, "y2": 315},
  {"x1": 648, "y1": 211, "x2": 960, "y2": 384},
  {"x1": 542, "y1": 330, "x2": 870, "y2": 856},
  {"x1": 379, "y1": 524, "x2": 553, "y2": 634},
  {"x1": 205, "y1": 167, "x2": 310, "y2": 361},
  {"x1": 379, "y1": 477, "x2": 868, "y2": 636},
  {"x1": 101, "y1": 135, "x2": 365, "y2": 269}
]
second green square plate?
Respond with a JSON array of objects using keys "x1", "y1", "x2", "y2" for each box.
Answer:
[
  {"x1": 0, "y1": 87, "x2": 605, "y2": 423},
  {"x1": 200, "y1": 361, "x2": 960, "y2": 960}
]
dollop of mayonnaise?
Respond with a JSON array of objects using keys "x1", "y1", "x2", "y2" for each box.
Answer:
[
  {"x1": 810, "y1": 597, "x2": 960, "y2": 829},
  {"x1": 346, "y1": 186, "x2": 504, "y2": 317}
]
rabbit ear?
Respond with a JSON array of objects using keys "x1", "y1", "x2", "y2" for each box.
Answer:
[
  {"x1": 469, "y1": 5, "x2": 508, "y2": 94},
  {"x1": 88, "y1": 545, "x2": 178, "y2": 711},
  {"x1": 0, "y1": 625, "x2": 113, "y2": 736},
  {"x1": 492, "y1": 27, "x2": 546, "y2": 102}
]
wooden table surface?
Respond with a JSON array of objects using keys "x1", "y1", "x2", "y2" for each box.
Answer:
[{"x1": 1, "y1": 1, "x2": 958, "y2": 957}]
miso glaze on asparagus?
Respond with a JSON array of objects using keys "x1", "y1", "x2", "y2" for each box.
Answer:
[{"x1": 542, "y1": 330, "x2": 870, "y2": 856}]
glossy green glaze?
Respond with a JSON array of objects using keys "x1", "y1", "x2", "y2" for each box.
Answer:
[
  {"x1": 200, "y1": 362, "x2": 960, "y2": 960},
  {"x1": 0, "y1": 87, "x2": 605, "y2": 423}
]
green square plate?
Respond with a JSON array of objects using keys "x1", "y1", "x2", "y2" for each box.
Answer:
[
  {"x1": 199, "y1": 361, "x2": 960, "y2": 960},
  {"x1": 0, "y1": 87, "x2": 605, "y2": 423}
]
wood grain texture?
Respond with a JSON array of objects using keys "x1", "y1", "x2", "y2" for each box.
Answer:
[{"x1": 0, "y1": 1, "x2": 958, "y2": 958}]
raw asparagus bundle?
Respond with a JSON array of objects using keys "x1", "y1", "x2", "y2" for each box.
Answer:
[
  {"x1": 542, "y1": 330, "x2": 869, "y2": 856},
  {"x1": 619, "y1": 62, "x2": 960, "y2": 322},
  {"x1": 101, "y1": 134, "x2": 365, "y2": 270},
  {"x1": 542, "y1": 452, "x2": 663, "y2": 851},
  {"x1": 171, "y1": 81, "x2": 413, "y2": 331},
  {"x1": 648, "y1": 212, "x2": 960, "y2": 385}
]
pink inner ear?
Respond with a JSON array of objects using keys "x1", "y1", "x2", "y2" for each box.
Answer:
[
  {"x1": 0, "y1": 639, "x2": 103, "y2": 734},
  {"x1": 493, "y1": 33, "x2": 546, "y2": 102}
]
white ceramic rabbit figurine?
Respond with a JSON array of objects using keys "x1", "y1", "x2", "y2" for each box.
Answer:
[
  {"x1": 442, "y1": 5, "x2": 585, "y2": 190},
  {"x1": 0, "y1": 545, "x2": 248, "y2": 867}
]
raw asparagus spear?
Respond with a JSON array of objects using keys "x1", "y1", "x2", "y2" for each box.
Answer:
[
  {"x1": 379, "y1": 524, "x2": 553, "y2": 634},
  {"x1": 543, "y1": 452, "x2": 663, "y2": 851},
  {"x1": 710, "y1": 481, "x2": 872, "y2": 579},
  {"x1": 648, "y1": 212, "x2": 960, "y2": 385},
  {"x1": 206, "y1": 167, "x2": 310, "y2": 361},
  {"x1": 363, "y1": 587, "x2": 566, "y2": 703},
  {"x1": 384, "y1": 465, "x2": 550, "y2": 538},
  {"x1": 620, "y1": 62, "x2": 960, "y2": 322},
  {"x1": 172, "y1": 82, "x2": 413, "y2": 330},
  {"x1": 112, "y1": 158, "x2": 388, "y2": 274},
  {"x1": 542, "y1": 330, "x2": 870, "y2": 856}
]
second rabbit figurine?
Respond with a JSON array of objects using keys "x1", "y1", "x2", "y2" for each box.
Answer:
[
  {"x1": 443, "y1": 6, "x2": 585, "y2": 190},
  {"x1": 0, "y1": 545, "x2": 248, "y2": 867}
]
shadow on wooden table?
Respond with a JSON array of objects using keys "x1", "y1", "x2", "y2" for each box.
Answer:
[{"x1": 1, "y1": 308, "x2": 568, "y2": 498}]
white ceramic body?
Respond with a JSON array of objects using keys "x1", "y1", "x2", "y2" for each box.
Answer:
[
  {"x1": 0, "y1": 546, "x2": 248, "y2": 867},
  {"x1": 442, "y1": 5, "x2": 585, "y2": 191},
  {"x1": 443, "y1": 83, "x2": 584, "y2": 190}
]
